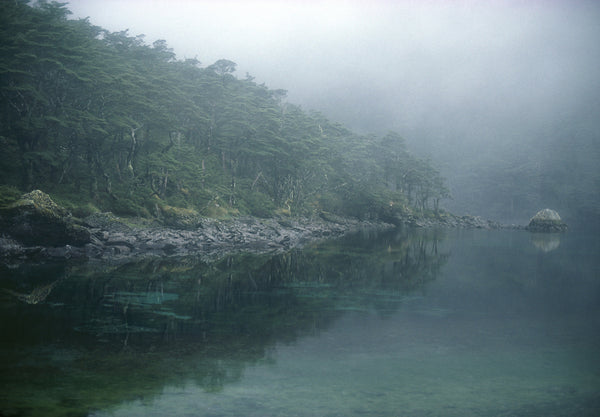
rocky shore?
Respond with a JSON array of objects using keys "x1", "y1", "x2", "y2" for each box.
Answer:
[
  {"x1": 0, "y1": 190, "x2": 506, "y2": 262},
  {"x1": 0, "y1": 191, "x2": 395, "y2": 261},
  {"x1": 80, "y1": 212, "x2": 393, "y2": 260},
  {"x1": 403, "y1": 213, "x2": 505, "y2": 229}
]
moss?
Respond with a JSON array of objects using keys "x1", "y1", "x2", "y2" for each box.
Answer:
[
  {"x1": 236, "y1": 190, "x2": 276, "y2": 218},
  {"x1": 1, "y1": 190, "x2": 91, "y2": 246},
  {"x1": 110, "y1": 198, "x2": 151, "y2": 218},
  {"x1": 199, "y1": 197, "x2": 240, "y2": 219},
  {"x1": 71, "y1": 202, "x2": 101, "y2": 218},
  {"x1": 274, "y1": 207, "x2": 292, "y2": 217},
  {"x1": 159, "y1": 204, "x2": 202, "y2": 229},
  {"x1": 0, "y1": 185, "x2": 22, "y2": 208},
  {"x1": 204, "y1": 205, "x2": 240, "y2": 219},
  {"x1": 15, "y1": 190, "x2": 69, "y2": 219}
]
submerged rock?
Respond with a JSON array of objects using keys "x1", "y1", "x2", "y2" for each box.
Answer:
[{"x1": 526, "y1": 209, "x2": 567, "y2": 233}]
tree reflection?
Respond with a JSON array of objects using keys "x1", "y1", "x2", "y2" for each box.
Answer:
[{"x1": 0, "y1": 228, "x2": 448, "y2": 416}]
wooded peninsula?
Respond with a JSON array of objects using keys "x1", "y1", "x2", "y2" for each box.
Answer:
[{"x1": 1, "y1": 1, "x2": 452, "y2": 228}]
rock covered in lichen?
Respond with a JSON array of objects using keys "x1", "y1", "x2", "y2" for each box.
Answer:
[
  {"x1": 0, "y1": 190, "x2": 90, "y2": 246},
  {"x1": 526, "y1": 209, "x2": 567, "y2": 232}
]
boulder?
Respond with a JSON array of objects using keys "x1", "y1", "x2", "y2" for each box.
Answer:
[
  {"x1": 0, "y1": 190, "x2": 90, "y2": 246},
  {"x1": 526, "y1": 209, "x2": 567, "y2": 232}
]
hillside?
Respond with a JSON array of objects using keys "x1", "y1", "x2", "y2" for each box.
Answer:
[{"x1": 0, "y1": 1, "x2": 448, "y2": 225}]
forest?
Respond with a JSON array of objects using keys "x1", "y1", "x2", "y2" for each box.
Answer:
[{"x1": 0, "y1": 0, "x2": 448, "y2": 224}]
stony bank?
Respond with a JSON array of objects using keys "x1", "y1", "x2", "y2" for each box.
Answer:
[{"x1": 0, "y1": 190, "x2": 504, "y2": 262}]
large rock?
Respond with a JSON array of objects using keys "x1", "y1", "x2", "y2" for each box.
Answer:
[
  {"x1": 526, "y1": 209, "x2": 567, "y2": 232},
  {"x1": 0, "y1": 190, "x2": 90, "y2": 246}
]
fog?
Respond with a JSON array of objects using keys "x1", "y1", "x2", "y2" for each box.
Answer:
[{"x1": 66, "y1": 0, "x2": 600, "y2": 224}]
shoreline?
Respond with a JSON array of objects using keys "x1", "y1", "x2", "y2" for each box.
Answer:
[
  {"x1": 0, "y1": 212, "x2": 395, "y2": 262},
  {"x1": 0, "y1": 210, "x2": 509, "y2": 263},
  {"x1": 0, "y1": 188, "x2": 513, "y2": 263}
]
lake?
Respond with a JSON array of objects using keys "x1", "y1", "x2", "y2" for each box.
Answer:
[{"x1": 1, "y1": 227, "x2": 599, "y2": 416}]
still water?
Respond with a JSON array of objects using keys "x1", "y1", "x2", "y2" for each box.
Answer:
[{"x1": 1, "y1": 227, "x2": 599, "y2": 416}]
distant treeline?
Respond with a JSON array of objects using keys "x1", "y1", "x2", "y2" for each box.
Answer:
[{"x1": 0, "y1": 0, "x2": 448, "y2": 221}]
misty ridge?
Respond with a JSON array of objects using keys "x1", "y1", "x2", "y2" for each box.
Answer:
[{"x1": 2, "y1": 0, "x2": 600, "y2": 229}]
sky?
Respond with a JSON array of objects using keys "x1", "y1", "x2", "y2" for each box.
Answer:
[
  {"x1": 64, "y1": 0, "x2": 600, "y2": 139},
  {"x1": 65, "y1": 0, "x2": 600, "y2": 221}
]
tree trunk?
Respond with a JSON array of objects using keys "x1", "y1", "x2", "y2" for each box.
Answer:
[{"x1": 127, "y1": 126, "x2": 142, "y2": 176}]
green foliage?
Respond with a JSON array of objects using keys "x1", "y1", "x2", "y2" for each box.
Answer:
[
  {"x1": 0, "y1": 1, "x2": 448, "y2": 222},
  {"x1": 0, "y1": 185, "x2": 22, "y2": 208},
  {"x1": 110, "y1": 198, "x2": 151, "y2": 218}
]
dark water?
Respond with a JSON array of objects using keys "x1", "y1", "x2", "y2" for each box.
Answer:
[{"x1": 1, "y1": 228, "x2": 599, "y2": 417}]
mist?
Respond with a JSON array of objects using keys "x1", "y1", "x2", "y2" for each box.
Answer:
[{"x1": 66, "y1": 0, "x2": 600, "y2": 224}]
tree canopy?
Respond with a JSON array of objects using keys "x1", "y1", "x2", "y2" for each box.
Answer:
[{"x1": 0, "y1": 0, "x2": 448, "y2": 222}]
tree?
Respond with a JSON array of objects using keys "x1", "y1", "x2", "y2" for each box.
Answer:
[
  {"x1": 0, "y1": 1, "x2": 450, "y2": 220},
  {"x1": 207, "y1": 59, "x2": 237, "y2": 77}
]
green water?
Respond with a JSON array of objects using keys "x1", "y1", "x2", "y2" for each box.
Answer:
[{"x1": 1, "y1": 228, "x2": 599, "y2": 416}]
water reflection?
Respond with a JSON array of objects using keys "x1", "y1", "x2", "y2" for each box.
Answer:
[
  {"x1": 0, "y1": 227, "x2": 447, "y2": 416},
  {"x1": 530, "y1": 232, "x2": 561, "y2": 252}
]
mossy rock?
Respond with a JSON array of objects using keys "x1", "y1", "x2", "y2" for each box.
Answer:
[
  {"x1": 0, "y1": 190, "x2": 91, "y2": 246},
  {"x1": 82, "y1": 212, "x2": 131, "y2": 231},
  {"x1": 526, "y1": 209, "x2": 567, "y2": 232}
]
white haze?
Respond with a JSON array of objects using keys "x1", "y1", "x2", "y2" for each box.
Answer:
[{"x1": 66, "y1": 0, "x2": 600, "y2": 222}]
